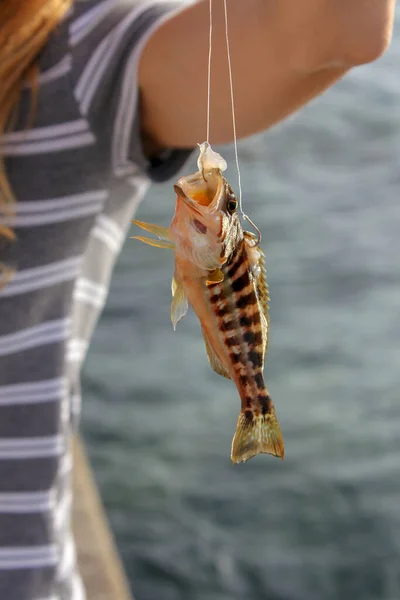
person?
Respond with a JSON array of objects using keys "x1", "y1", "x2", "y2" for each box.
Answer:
[{"x1": 0, "y1": 0, "x2": 395, "y2": 598}]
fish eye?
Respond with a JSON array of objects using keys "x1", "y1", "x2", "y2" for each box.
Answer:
[
  {"x1": 226, "y1": 184, "x2": 237, "y2": 214},
  {"x1": 227, "y1": 196, "x2": 237, "y2": 214}
]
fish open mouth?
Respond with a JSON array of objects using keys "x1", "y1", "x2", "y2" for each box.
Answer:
[{"x1": 174, "y1": 169, "x2": 224, "y2": 210}]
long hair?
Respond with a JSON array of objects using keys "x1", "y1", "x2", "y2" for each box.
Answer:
[{"x1": 0, "y1": 0, "x2": 73, "y2": 268}]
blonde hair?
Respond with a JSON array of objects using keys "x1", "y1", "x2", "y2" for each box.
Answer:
[{"x1": 0, "y1": 0, "x2": 73, "y2": 284}]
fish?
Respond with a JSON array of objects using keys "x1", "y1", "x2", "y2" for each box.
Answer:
[{"x1": 132, "y1": 143, "x2": 284, "y2": 463}]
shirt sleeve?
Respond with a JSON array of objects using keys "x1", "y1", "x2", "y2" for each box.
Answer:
[{"x1": 68, "y1": 0, "x2": 192, "y2": 183}]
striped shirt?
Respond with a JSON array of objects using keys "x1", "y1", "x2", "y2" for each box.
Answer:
[{"x1": 0, "y1": 1, "x2": 190, "y2": 598}]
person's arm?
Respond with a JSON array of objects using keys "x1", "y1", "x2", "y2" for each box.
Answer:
[{"x1": 139, "y1": 0, "x2": 395, "y2": 149}]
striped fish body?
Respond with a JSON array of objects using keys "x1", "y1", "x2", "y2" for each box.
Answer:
[
  {"x1": 175, "y1": 234, "x2": 284, "y2": 463},
  {"x1": 132, "y1": 144, "x2": 284, "y2": 463}
]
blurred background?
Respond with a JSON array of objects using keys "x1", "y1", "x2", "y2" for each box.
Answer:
[{"x1": 81, "y1": 11, "x2": 400, "y2": 600}]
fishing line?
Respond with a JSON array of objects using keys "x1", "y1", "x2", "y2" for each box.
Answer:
[
  {"x1": 222, "y1": 0, "x2": 261, "y2": 244},
  {"x1": 206, "y1": 0, "x2": 213, "y2": 143}
]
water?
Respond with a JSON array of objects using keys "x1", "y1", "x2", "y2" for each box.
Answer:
[{"x1": 81, "y1": 18, "x2": 400, "y2": 600}]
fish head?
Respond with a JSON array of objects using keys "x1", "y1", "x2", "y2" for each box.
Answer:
[{"x1": 170, "y1": 168, "x2": 242, "y2": 270}]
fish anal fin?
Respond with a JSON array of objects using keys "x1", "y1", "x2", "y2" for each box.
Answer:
[
  {"x1": 201, "y1": 327, "x2": 231, "y2": 380},
  {"x1": 131, "y1": 236, "x2": 175, "y2": 250},
  {"x1": 132, "y1": 219, "x2": 171, "y2": 241},
  {"x1": 231, "y1": 405, "x2": 284, "y2": 464},
  {"x1": 206, "y1": 268, "x2": 224, "y2": 286},
  {"x1": 171, "y1": 278, "x2": 188, "y2": 329}
]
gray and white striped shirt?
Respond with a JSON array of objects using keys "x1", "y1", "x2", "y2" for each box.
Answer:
[{"x1": 0, "y1": 1, "x2": 190, "y2": 598}]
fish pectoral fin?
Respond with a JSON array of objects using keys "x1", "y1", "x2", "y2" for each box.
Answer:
[
  {"x1": 170, "y1": 279, "x2": 188, "y2": 330},
  {"x1": 132, "y1": 219, "x2": 172, "y2": 241},
  {"x1": 201, "y1": 327, "x2": 231, "y2": 379},
  {"x1": 171, "y1": 275, "x2": 179, "y2": 297},
  {"x1": 131, "y1": 236, "x2": 175, "y2": 250},
  {"x1": 205, "y1": 268, "x2": 224, "y2": 286},
  {"x1": 231, "y1": 401, "x2": 284, "y2": 464}
]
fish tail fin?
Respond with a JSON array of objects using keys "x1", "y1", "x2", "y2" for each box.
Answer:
[{"x1": 231, "y1": 405, "x2": 284, "y2": 464}]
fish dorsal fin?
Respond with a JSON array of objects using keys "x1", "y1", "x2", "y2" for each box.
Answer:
[
  {"x1": 244, "y1": 232, "x2": 270, "y2": 357},
  {"x1": 201, "y1": 326, "x2": 231, "y2": 380},
  {"x1": 171, "y1": 275, "x2": 188, "y2": 330},
  {"x1": 243, "y1": 232, "x2": 269, "y2": 318},
  {"x1": 255, "y1": 248, "x2": 270, "y2": 327}
]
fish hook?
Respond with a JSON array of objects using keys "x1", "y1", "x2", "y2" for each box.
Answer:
[{"x1": 242, "y1": 212, "x2": 262, "y2": 246}]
